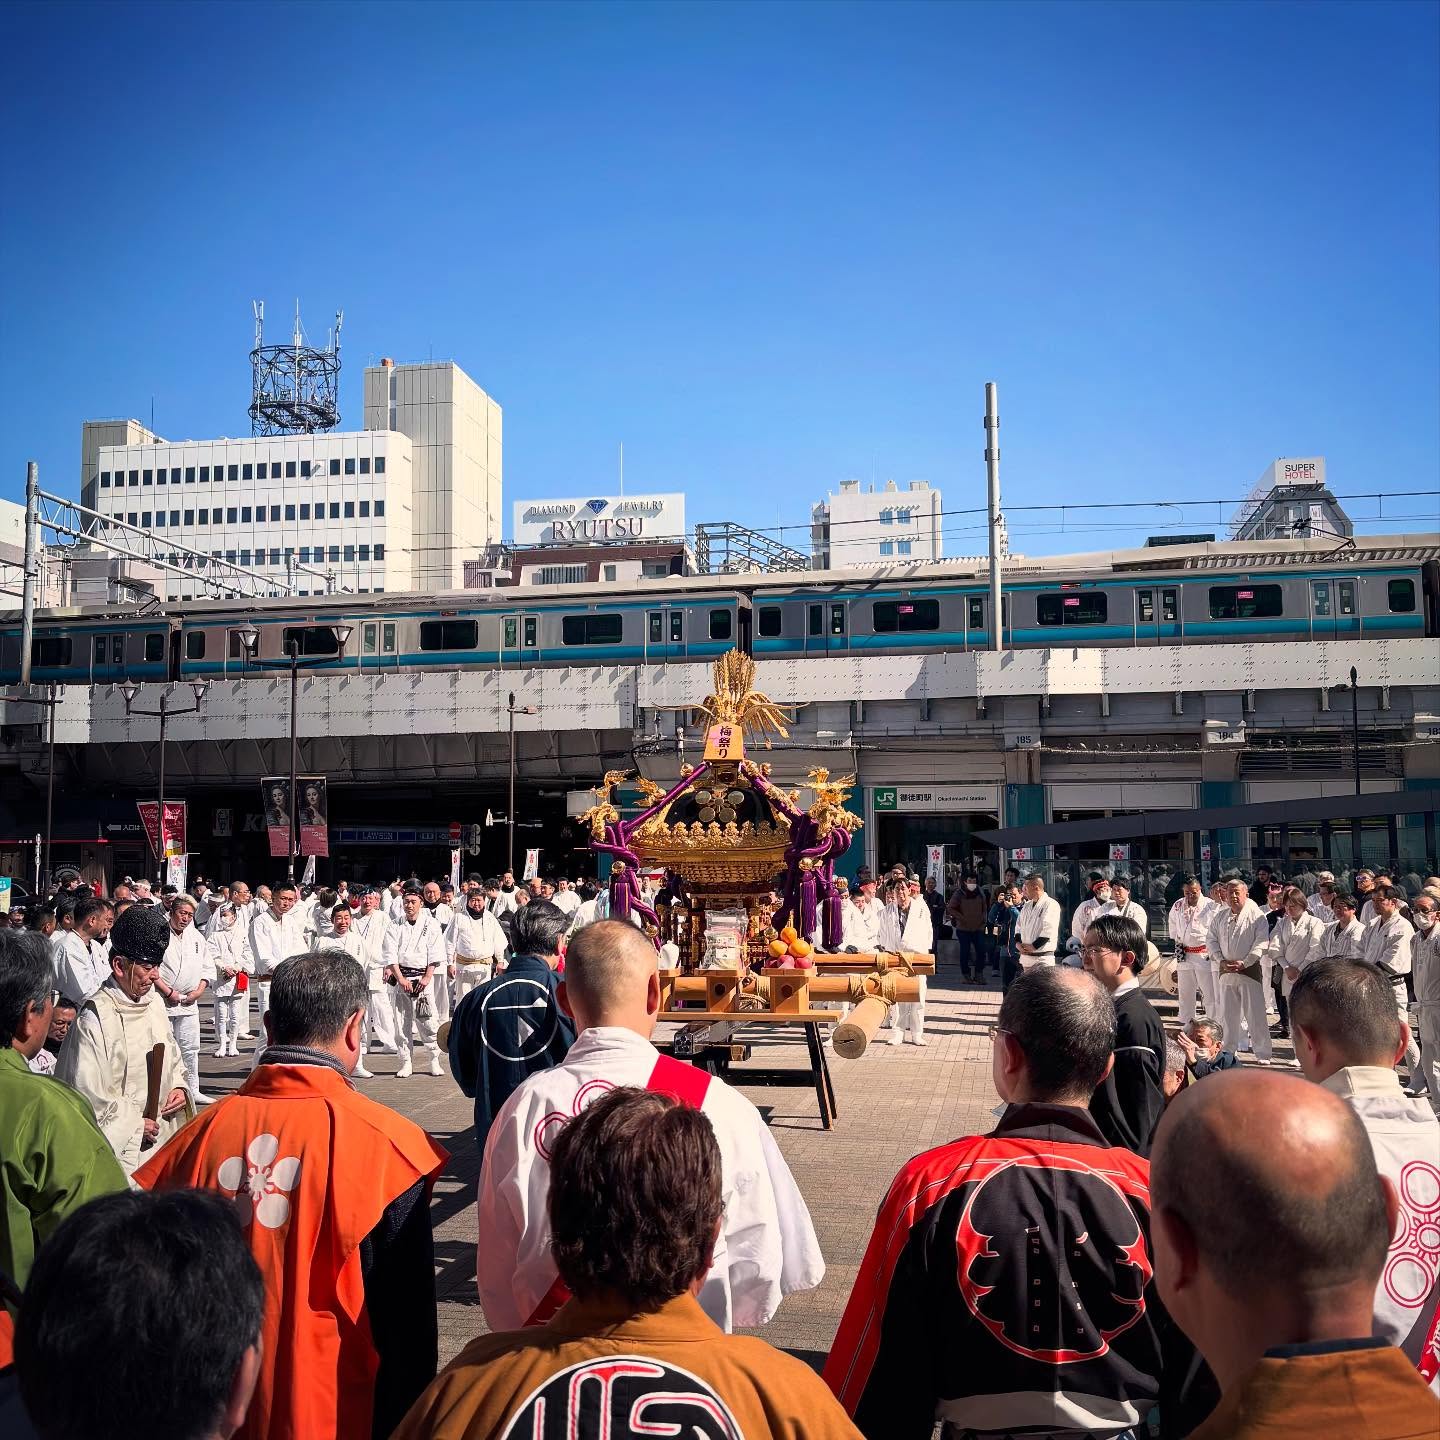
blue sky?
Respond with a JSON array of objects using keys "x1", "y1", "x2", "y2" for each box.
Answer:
[{"x1": 2, "y1": 0, "x2": 1436, "y2": 555}]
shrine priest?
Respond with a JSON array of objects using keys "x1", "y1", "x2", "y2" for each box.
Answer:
[
  {"x1": 476, "y1": 919, "x2": 823, "y2": 1334},
  {"x1": 55, "y1": 904, "x2": 193, "y2": 1176}
]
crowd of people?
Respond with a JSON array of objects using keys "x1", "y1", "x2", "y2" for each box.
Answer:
[{"x1": 0, "y1": 854, "x2": 1437, "y2": 1440}]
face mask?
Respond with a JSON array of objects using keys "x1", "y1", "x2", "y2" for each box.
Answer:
[
  {"x1": 1095, "y1": 891, "x2": 1111, "y2": 905},
  {"x1": 965, "y1": 882, "x2": 977, "y2": 892},
  {"x1": 1416, "y1": 912, "x2": 1436, "y2": 930}
]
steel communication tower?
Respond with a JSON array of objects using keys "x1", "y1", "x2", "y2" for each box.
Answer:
[{"x1": 249, "y1": 299, "x2": 343, "y2": 435}]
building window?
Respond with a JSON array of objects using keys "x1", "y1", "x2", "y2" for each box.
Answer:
[
  {"x1": 359, "y1": 544, "x2": 370, "y2": 560},
  {"x1": 128, "y1": 470, "x2": 139, "y2": 486},
  {"x1": 329, "y1": 503, "x2": 340, "y2": 519},
  {"x1": 359, "y1": 501, "x2": 370, "y2": 517},
  {"x1": 143, "y1": 469, "x2": 153, "y2": 485},
  {"x1": 159, "y1": 469, "x2": 169, "y2": 486},
  {"x1": 169, "y1": 510, "x2": 180, "y2": 526},
  {"x1": 603, "y1": 563, "x2": 617, "y2": 581},
  {"x1": 155, "y1": 513, "x2": 165, "y2": 527},
  {"x1": 343, "y1": 545, "x2": 355, "y2": 562},
  {"x1": 1389, "y1": 578, "x2": 1416, "y2": 612},
  {"x1": 199, "y1": 466, "x2": 209, "y2": 482},
  {"x1": 328, "y1": 545, "x2": 340, "y2": 562},
  {"x1": 1208, "y1": 584, "x2": 1283, "y2": 620},
  {"x1": 141, "y1": 512, "x2": 152, "y2": 527},
  {"x1": 878, "y1": 508, "x2": 892, "y2": 525},
  {"x1": 286, "y1": 461, "x2": 296, "y2": 478},
  {"x1": 420, "y1": 619, "x2": 478, "y2": 651},
  {"x1": 270, "y1": 505, "x2": 280, "y2": 522},
  {"x1": 100, "y1": 471, "x2": 110, "y2": 487},
  {"x1": 183, "y1": 509, "x2": 194, "y2": 526},
  {"x1": 537, "y1": 564, "x2": 588, "y2": 585},
  {"x1": 1037, "y1": 592, "x2": 1109, "y2": 626},
  {"x1": 185, "y1": 467, "x2": 195, "y2": 483},
  {"x1": 242, "y1": 463, "x2": 253, "y2": 480},
  {"x1": 300, "y1": 503, "x2": 310, "y2": 519},
  {"x1": 359, "y1": 456, "x2": 370, "y2": 474},
  {"x1": 375, "y1": 500, "x2": 385, "y2": 517},
  {"x1": 329, "y1": 458, "x2": 340, "y2": 476},
  {"x1": 374, "y1": 543, "x2": 385, "y2": 559},
  {"x1": 285, "y1": 504, "x2": 296, "y2": 520},
  {"x1": 872, "y1": 599, "x2": 940, "y2": 632},
  {"x1": 299, "y1": 547, "x2": 310, "y2": 564},
  {"x1": 879, "y1": 540, "x2": 893, "y2": 556},
  {"x1": 344, "y1": 501, "x2": 354, "y2": 518},
  {"x1": 228, "y1": 464, "x2": 238, "y2": 481},
  {"x1": 239, "y1": 550, "x2": 251, "y2": 565},
  {"x1": 227, "y1": 507, "x2": 238, "y2": 524},
  {"x1": 300, "y1": 460, "x2": 311, "y2": 477},
  {"x1": 241, "y1": 507, "x2": 252, "y2": 523},
  {"x1": 170, "y1": 468, "x2": 181, "y2": 483},
  {"x1": 897, "y1": 539, "x2": 912, "y2": 555},
  {"x1": 225, "y1": 550, "x2": 236, "y2": 563},
  {"x1": 128, "y1": 512, "x2": 138, "y2": 526},
  {"x1": 344, "y1": 457, "x2": 355, "y2": 475},
  {"x1": 562, "y1": 613, "x2": 624, "y2": 645},
  {"x1": 375, "y1": 456, "x2": 386, "y2": 474},
  {"x1": 757, "y1": 606, "x2": 782, "y2": 637}
]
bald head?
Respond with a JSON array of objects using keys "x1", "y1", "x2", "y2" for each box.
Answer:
[
  {"x1": 1152, "y1": 1069, "x2": 1389, "y2": 1297},
  {"x1": 564, "y1": 921, "x2": 660, "y2": 1031}
]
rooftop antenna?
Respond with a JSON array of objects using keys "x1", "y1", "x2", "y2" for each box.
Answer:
[{"x1": 249, "y1": 298, "x2": 342, "y2": 435}]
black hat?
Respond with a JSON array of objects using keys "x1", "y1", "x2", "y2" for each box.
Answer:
[{"x1": 109, "y1": 903, "x2": 171, "y2": 967}]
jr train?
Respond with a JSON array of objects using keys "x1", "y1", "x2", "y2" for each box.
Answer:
[{"x1": 2, "y1": 536, "x2": 1436, "y2": 686}]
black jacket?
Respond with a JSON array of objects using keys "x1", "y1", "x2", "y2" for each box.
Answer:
[
  {"x1": 447, "y1": 954, "x2": 575, "y2": 1151},
  {"x1": 1090, "y1": 982, "x2": 1168, "y2": 1157}
]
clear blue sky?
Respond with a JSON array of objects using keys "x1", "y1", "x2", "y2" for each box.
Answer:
[{"x1": 2, "y1": 0, "x2": 1436, "y2": 555}]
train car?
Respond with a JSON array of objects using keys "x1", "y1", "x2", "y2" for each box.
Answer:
[{"x1": 0, "y1": 535, "x2": 1434, "y2": 686}]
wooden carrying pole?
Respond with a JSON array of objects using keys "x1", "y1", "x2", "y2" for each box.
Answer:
[{"x1": 664, "y1": 972, "x2": 921, "y2": 1006}]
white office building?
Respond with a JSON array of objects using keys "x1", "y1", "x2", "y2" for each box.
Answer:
[
  {"x1": 811, "y1": 479, "x2": 943, "y2": 568},
  {"x1": 80, "y1": 359, "x2": 501, "y2": 598}
]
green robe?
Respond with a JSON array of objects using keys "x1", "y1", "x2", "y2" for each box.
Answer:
[{"x1": 0, "y1": 1043, "x2": 127, "y2": 1315}]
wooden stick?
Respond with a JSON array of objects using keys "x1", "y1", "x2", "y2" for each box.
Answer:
[
  {"x1": 832, "y1": 996, "x2": 891, "y2": 1059},
  {"x1": 141, "y1": 1042, "x2": 165, "y2": 1150}
]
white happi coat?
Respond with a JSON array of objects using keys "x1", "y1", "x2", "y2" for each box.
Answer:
[
  {"x1": 1323, "y1": 916, "x2": 1370, "y2": 960},
  {"x1": 1070, "y1": 894, "x2": 1111, "y2": 948},
  {"x1": 352, "y1": 911, "x2": 392, "y2": 990},
  {"x1": 247, "y1": 906, "x2": 309, "y2": 979},
  {"x1": 160, "y1": 923, "x2": 211, "y2": 1016},
  {"x1": 383, "y1": 911, "x2": 447, "y2": 975},
  {"x1": 1206, "y1": 900, "x2": 1268, "y2": 971},
  {"x1": 1168, "y1": 896, "x2": 1220, "y2": 955},
  {"x1": 877, "y1": 898, "x2": 933, "y2": 954},
  {"x1": 55, "y1": 979, "x2": 192, "y2": 1175},
  {"x1": 476, "y1": 1026, "x2": 825, "y2": 1333},
  {"x1": 1265, "y1": 911, "x2": 1326, "y2": 996},
  {"x1": 842, "y1": 897, "x2": 881, "y2": 952},
  {"x1": 52, "y1": 928, "x2": 110, "y2": 1004},
  {"x1": 1364, "y1": 913, "x2": 1415, "y2": 980},
  {"x1": 207, "y1": 919, "x2": 252, "y2": 998},
  {"x1": 550, "y1": 887, "x2": 581, "y2": 917},
  {"x1": 1322, "y1": 1066, "x2": 1440, "y2": 1393},
  {"x1": 1307, "y1": 893, "x2": 1336, "y2": 924},
  {"x1": 446, "y1": 907, "x2": 508, "y2": 967},
  {"x1": 1016, "y1": 893, "x2": 1062, "y2": 967}
]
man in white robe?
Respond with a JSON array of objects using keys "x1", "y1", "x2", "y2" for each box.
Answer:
[
  {"x1": 52, "y1": 895, "x2": 114, "y2": 1004},
  {"x1": 446, "y1": 889, "x2": 509, "y2": 1001},
  {"x1": 1410, "y1": 893, "x2": 1440, "y2": 1105},
  {"x1": 477, "y1": 919, "x2": 824, "y2": 1334},
  {"x1": 1069, "y1": 873, "x2": 1113, "y2": 955},
  {"x1": 246, "y1": 881, "x2": 308, "y2": 1061},
  {"x1": 56, "y1": 905, "x2": 193, "y2": 1176},
  {"x1": 1207, "y1": 879, "x2": 1271, "y2": 1063},
  {"x1": 549, "y1": 876, "x2": 581, "y2": 917},
  {"x1": 1167, "y1": 875, "x2": 1220, "y2": 1026},
  {"x1": 1016, "y1": 873, "x2": 1062, "y2": 970},
  {"x1": 351, "y1": 887, "x2": 401, "y2": 1059},
  {"x1": 206, "y1": 903, "x2": 252, "y2": 1058},
  {"x1": 1322, "y1": 892, "x2": 1369, "y2": 959},
  {"x1": 1364, "y1": 885, "x2": 1426, "y2": 1096},
  {"x1": 383, "y1": 887, "x2": 447, "y2": 1078},
  {"x1": 879, "y1": 878, "x2": 933, "y2": 1045},
  {"x1": 208, "y1": 881, "x2": 256, "y2": 1036},
  {"x1": 155, "y1": 895, "x2": 211, "y2": 1103}
]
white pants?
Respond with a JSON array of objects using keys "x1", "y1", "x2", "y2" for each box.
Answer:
[
  {"x1": 234, "y1": 985, "x2": 252, "y2": 1036},
  {"x1": 213, "y1": 992, "x2": 246, "y2": 1051},
  {"x1": 169, "y1": 1009, "x2": 201, "y2": 1096},
  {"x1": 433, "y1": 969, "x2": 453, "y2": 1027},
  {"x1": 393, "y1": 976, "x2": 440, "y2": 1053},
  {"x1": 254, "y1": 979, "x2": 272, "y2": 1059},
  {"x1": 885, "y1": 978, "x2": 926, "y2": 1044},
  {"x1": 1395, "y1": 984, "x2": 1427, "y2": 1095},
  {"x1": 454, "y1": 960, "x2": 494, "y2": 1002},
  {"x1": 1177, "y1": 958, "x2": 1218, "y2": 1026},
  {"x1": 1416, "y1": 1004, "x2": 1440, "y2": 1109},
  {"x1": 363, "y1": 989, "x2": 401, "y2": 1053},
  {"x1": 1220, "y1": 972, "x2": 1271, "y2": 1062}
]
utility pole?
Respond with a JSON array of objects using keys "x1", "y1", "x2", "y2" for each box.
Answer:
[
  {"x1": 1350, "y1": 665, "x2": 1362, "y2": 798},
  {"x1": 20, "y1": 462, "x2": 39, "y2": 686},
  {"x1": 984, "y1": 383, "x2": 1003, "y2": 652}
]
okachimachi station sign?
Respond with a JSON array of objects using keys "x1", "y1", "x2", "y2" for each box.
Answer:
[
  {"x1": 512, "y1": 493, "x2": 686, "y2": 546},
  {"x1": 868, "y1": 785, "x2": 1002, "y2": 878}
]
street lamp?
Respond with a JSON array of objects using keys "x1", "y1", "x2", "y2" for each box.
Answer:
[
  {"x1": 1, "y1": 685, "x2": 62, "y2": 891},
  {"x1": 240, "y1": 624, "x2": 351, "y2": 879},
  {"x1": 507, "y1": 691, "x2": 538, "y2": 874},
  {"x1": 122, "y1": 680, "x2": 211, "y2": 887},
  {"x1": 1349, "y1": 665, "x2": 1361, "y2": 799}
]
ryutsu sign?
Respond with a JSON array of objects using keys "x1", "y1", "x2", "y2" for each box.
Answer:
[{"x1": 511, "y1": 493, "x2": 685, "y2": 546}]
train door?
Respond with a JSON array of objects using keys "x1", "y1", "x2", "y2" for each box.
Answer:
[
  {"x1": 1310, "y1": 580, "x2": 1336, "y2": 640},
  {"x1": 1159, "y1": 585, "x2": 1181, "y2": 643},
  {"x1": 1135, "y1": 589, "x2": 1159, "y2": 646},
  {"x1": 360, "y1": 620, "x2": 400, "y2": 670},
  {"x1": 803, "y1": 600, "x2": 848, "y2": 655},
  {"x1": 965, "y1": 595, "x2": 986, "y2": 649},
  {"x1": 1336, "y1": 579, "x2": 1359, "y2": 636},
  {"x1": 646, "y1": 608, "x2": 688, "y2": 662},
  {"x1": 736, "y1": 602, "x2": 753, "y2": 657}
]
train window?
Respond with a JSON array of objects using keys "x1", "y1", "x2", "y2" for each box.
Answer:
[
  {"x1": 1037, "y1": 592, "x2": 1109, "y2": 626},
  {"x1": 1137, "y1": 590, "x2": 1154, "y2": 623},
  {"x1": 283, "y1": 626, "x2": 341, "y2": 656},
  {"x1": 1312, "y1": 582, "x2": 1331, "y2": 617},
  {"x1": 1389, "y1": 579, "x2": 1416, "y2": 612},
  {"x1": 94, "y1": 636, "x2": 106, "y2": 665},
  {"x1": 1161, "y1": 589, "x2": 1178, "y2": 622},
  {"x1": 32, "y1": 637, "x2": 72, "y2": 667},
  {"x1": 362, "y1": 623, "x2": 377, "y2": 654},
  {"x1": 808, "y1": 605, "x2": 822, "y2": 637},
  {"x1": 503, "y1": 618, "x2": 518, "y2": 649},
  {"x1": 872, "y1": 599, "x2": 940, "y2": 632},
  {"x1": 111, "y1": 636, "x2": 122, "y2": 665},
  {"x1": 709, "y1": 610, "x2": 732, "y2": 641},
  {"x1": 144, "y1": 633, "x2": 165, "y2": 663},
  {"x1": 648, "y1": 612, "x2": 663, "y2": 644},
  {"x1": 670, "y1": 612, "x2": 683, "y2": 643},
  {"x1": 966, "y1": 596, "x2": 984, "y2": 630},
  {"x1": 1209, "y1": 585, "x2": 1282, "y2": 620},
  {"x1": 830, "y1": 604, "x2": 846, "y2": 636},
  {"x1": 757, "y1": 606, "x2": 782, "y2": 637},
  {"x1": 420, "y1": 620, "x2": 478, "y2": 652},
  {"x1": 523, "y1": 616, "x2": 537, "y2": 647},
  {"x1": 382, "y1": 623, "x2": 396, "y2": 654},
  {"x1": 1337, "y1": 581, "x2": 1356, "y2": 617},
  {"x1": 184, "y1": 632, "x2": 206, "y2": 660},
  {"x1": 562, "y1": 614, "x2": 623, "y2": 646}
]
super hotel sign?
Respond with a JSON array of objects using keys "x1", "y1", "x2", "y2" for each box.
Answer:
[{"x1": 872, "y1": 785, "x2": 998, "y2": 813}]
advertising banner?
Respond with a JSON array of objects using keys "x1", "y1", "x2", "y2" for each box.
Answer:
[
  {"x1": 296, "y1": 776, "x2": 329, "y2": 858},
  {"x1": 261, "y1": 779, "x2": 292, "y2": 860},
  {"x1": 165, "y1": 854, "x2": 188, "y2": 894},
  {"x1": 137, "y1": 801, "x2": 187, "y2": 862},
  {"x1": 523, "y1": 848, "x2": 540, "y2": 882}
]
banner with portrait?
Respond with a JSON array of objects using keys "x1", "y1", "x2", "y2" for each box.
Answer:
[
  {"x1": 261, "y1": 778, "x2": 292, "y2": 860},
  {"x1": 297, "y1": 776, "x2": 330, "y2": 858}
]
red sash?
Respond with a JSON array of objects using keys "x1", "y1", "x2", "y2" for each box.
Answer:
[{"x1": 524, "y1": 1053, "x2": 711, "y2": 1326}]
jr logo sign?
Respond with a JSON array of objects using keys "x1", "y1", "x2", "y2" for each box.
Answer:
[{"x1": 873, "y1": 788, "x2": 898, "y2": 811}]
